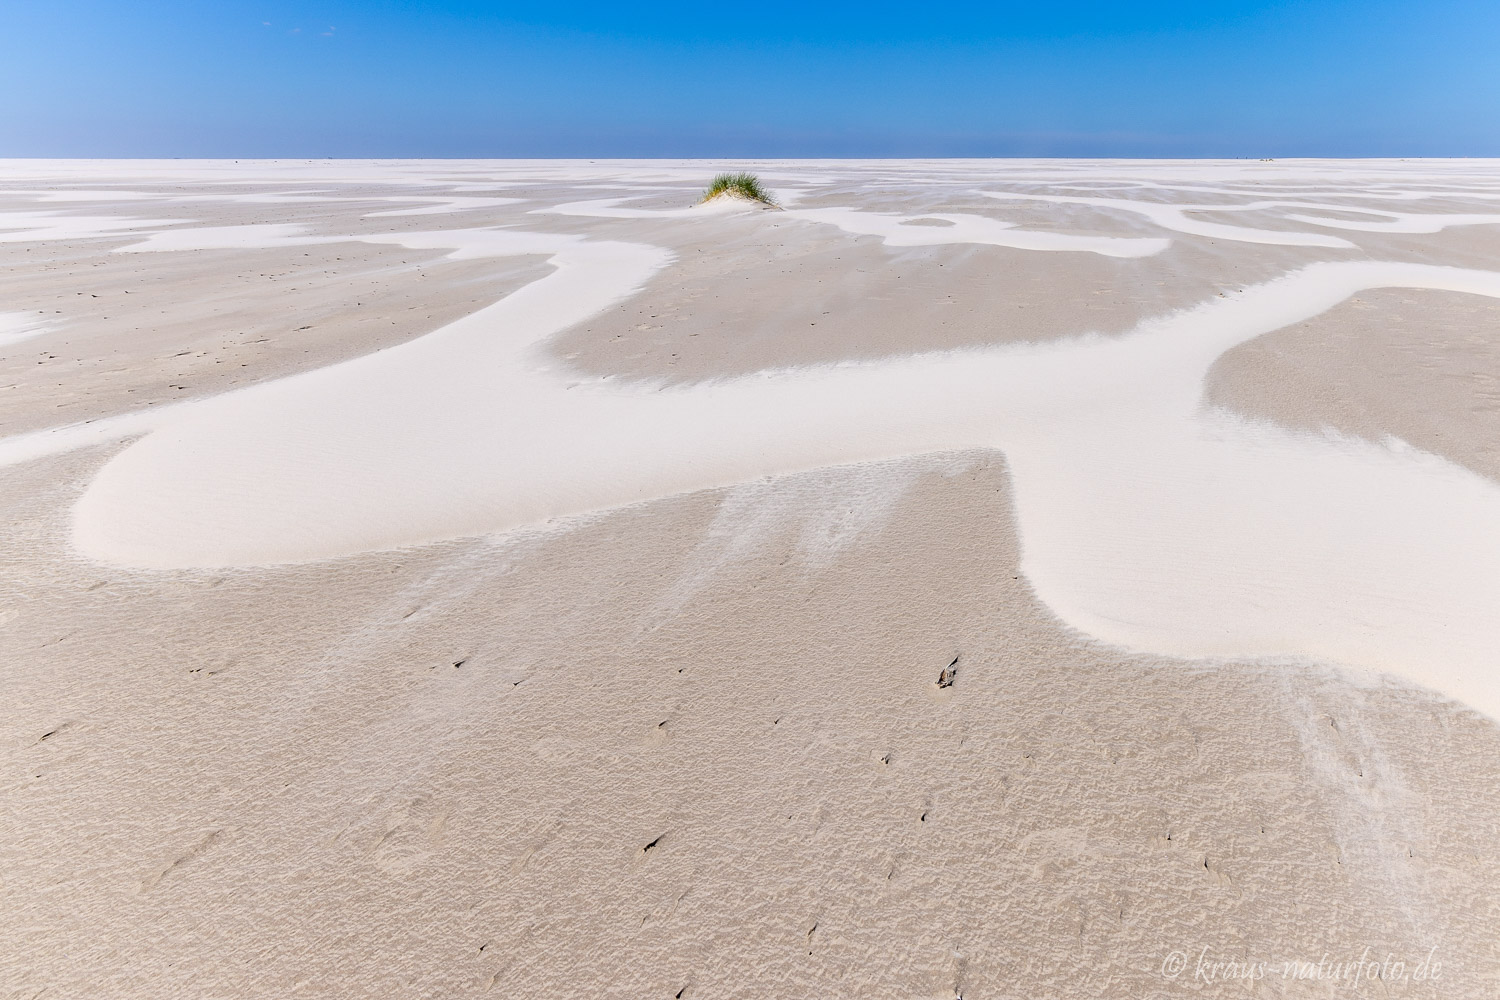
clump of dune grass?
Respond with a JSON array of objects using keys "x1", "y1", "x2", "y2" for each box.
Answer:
[{"x1": 701, "y1": 172, "x2": 777, "y2": 206}]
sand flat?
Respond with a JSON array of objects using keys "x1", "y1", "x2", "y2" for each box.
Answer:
[
  {"x1": 2, "y1": 159, "x2": 1499, "y2": 997},
  {"x1": 1208, "y1": 287, "x2": 1500, "y2": 481}
]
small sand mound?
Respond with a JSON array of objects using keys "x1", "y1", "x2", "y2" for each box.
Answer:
[
  {"x1": 697, "y1": 189, "x2": 782, "y2": 211},
  {"x1": 699, "y1": 172, "x2": 780, "y2": 210}
]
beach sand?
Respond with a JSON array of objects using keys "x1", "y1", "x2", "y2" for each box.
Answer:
[
  {"x1": 2, "y1": 160, "x2": 1498, "y2": 997},
  {"x1": 1208, "y1": 287, "x2": 1500, "y2": 481}
]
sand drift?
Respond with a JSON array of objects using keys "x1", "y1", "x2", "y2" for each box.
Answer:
[{"x1": 4, "y1": 172, "x2": 1500, "y2": 721}]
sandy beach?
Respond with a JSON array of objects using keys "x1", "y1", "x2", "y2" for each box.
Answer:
[{"x1": 3, "y1": 159, "x2": 1499, "y2": 997}]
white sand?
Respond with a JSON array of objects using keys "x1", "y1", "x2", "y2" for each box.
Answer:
[
  {"x1": 4, "y1": 166, "x2": 1500, "y2": 724},
  {"x1": 787, "y1": 206, "x2": 1170, "y2": 257},
  {"x1": 1284, "y1": 207, "x2": 1500, "y2": 233},
  {"x1": 2, "y1": 207, "x2": 1495, "y2": 718},
  {"x1": 4, "y1": 159, "x2": 1500, "y2": 998},
  {"x1": 0, "y1": 312, "x2": 47, "y2": 348},
  {"x1": 982, "y1": 191, "x2": 1360, "y2": 247},
  {"x1": 543, "y1": 194, "x2": 773, "y2": 218},
  {"x1": 0, "y1": 209, "x2": 190, "y2": 242}
]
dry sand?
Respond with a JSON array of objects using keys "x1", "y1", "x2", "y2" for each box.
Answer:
[
  {"x1": 2, "y1": 159, "x2": 1499, "y2": 997},
  {"x1": 1208, "y1": 288, "x2": 1500, "y2": 481}
]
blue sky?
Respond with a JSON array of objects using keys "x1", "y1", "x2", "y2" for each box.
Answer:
[{"x1": 3, "y1": 1, "x2": 1498, "y2": 157}]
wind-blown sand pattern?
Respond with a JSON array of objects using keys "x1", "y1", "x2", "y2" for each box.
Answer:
[{"x1": 2, "y1": 159, "x2": 1499, "y2": 997}]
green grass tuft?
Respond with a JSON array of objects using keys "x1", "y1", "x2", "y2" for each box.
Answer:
[{"x1": 702, "y1": 171, "x2": 777, "y2": 206}]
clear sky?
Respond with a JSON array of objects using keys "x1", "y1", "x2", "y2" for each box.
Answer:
[{"x1": 4, "y1": 1, "x2": 1499, "y2": 157}]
